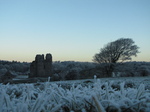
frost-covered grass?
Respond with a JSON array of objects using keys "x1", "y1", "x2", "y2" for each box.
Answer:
[{"x1": 0, "y1": 77, "x2": 150, "y2": 112}]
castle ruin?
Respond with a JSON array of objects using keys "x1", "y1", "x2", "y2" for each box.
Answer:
[{"x1": 29, "y1": 53, "x2": 52, "y2": 78}]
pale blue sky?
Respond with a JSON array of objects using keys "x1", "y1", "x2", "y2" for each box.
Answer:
[{"x1": 0, "y1": 0, "x2": 150, "y2": 62}]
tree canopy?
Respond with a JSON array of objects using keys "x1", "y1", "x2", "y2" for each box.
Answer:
[{"x1": 93, "y1": 38, "x2": 140, "y2": 63}]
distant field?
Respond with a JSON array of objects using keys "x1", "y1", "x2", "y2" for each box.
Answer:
[
  {"x1": 51, "y1": 76, "x2": 150, "y2": 88},
  {"x1": 11, "y1": 76, "x2": 150, "y2": 89}
]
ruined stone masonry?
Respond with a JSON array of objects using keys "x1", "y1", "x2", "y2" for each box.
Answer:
[{"x1": 29, "y1": 53, "x2": 52, "y2": 78}]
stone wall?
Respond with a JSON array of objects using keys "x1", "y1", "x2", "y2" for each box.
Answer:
[{"x1": 29, "y1": 53, "x2": 52, "y2": 78}]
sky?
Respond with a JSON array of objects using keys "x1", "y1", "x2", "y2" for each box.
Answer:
[{"x1": 0, "y1": 0, "x2": 150, "y2": 62}]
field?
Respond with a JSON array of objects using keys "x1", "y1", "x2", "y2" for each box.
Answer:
[{"x1": 0, "y1": 77, "x2": 150, "y2": 112}]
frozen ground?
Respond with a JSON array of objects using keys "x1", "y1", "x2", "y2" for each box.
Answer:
[
  {"x1": 0, "y1": 76, "x2": 150, "y2": 112},
  {"x1": 51, "y1": 76, "x2": 150, "y2": 89}
]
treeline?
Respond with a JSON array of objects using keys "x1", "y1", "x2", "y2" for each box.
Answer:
[
  {"x1": 52, "y1": 61, "x2": 150, "y2": 81},
  {"x1": 0, "y1": 60, "x2": 150, "y2": 81},
  {"x1": 52, "y1": 61, "x2": 97, "y2": 80},
  {"x1": 0, "y1": 60, "x2": 30, "y2": 76}
]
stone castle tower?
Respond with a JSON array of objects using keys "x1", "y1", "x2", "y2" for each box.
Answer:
[{"x1": 29, "y1": 53, "x2": 52, "y2": 78}]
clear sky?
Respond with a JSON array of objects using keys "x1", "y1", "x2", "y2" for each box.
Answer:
[{"x1": 0, "y1": 0, "x2": 150, "y2": 62}]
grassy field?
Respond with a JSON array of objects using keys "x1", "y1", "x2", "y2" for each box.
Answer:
[{"x1": 0, "y1": 76, "x2": 150, "y2": 112}]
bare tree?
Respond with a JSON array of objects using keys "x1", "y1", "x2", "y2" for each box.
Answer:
[{"x1": 93, "y1": 38, "x2": 140, "y2": 63}]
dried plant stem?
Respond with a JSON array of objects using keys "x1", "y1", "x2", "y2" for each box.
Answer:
[{"x1": 92, "y1": 96, "x2": 106, "y2": 112}]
